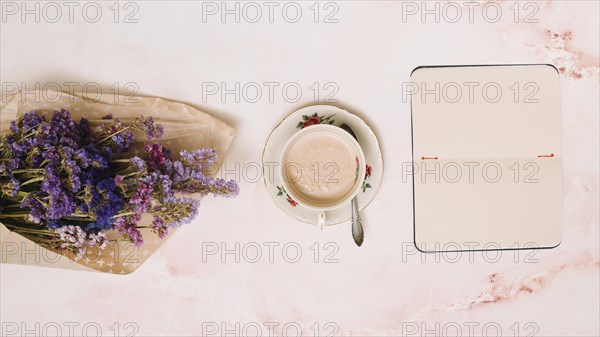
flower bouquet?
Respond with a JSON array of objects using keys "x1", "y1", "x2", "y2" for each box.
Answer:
[{"x1": 0, "y1": 90, "x2": 237, "y2": 273}]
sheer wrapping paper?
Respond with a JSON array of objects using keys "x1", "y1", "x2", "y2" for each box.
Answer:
[{"x1": 0, "y1": 90, "x2": 235, "y2": 274}]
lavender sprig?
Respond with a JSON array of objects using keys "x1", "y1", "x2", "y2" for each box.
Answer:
[{"x1": 149, "y1": 196, "x2": 200, "y2": 238}]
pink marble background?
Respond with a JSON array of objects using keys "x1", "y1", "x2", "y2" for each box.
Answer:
[{"x1": 1, "y1": 1, "x2": 598, "y2": 336}]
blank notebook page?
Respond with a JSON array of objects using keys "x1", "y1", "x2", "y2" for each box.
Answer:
[{"x1": 411, "y1": 65, "x2": 563, "y2": 252}]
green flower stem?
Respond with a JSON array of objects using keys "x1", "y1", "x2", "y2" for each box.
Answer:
[
  {"x1": 112, "y1": 212, "x2": 136, "y2": 218},
  {"x1": 12, "y1": 173, "x2": 43, "y2": 181},
  {"x1": 66, "y1": 213, "x2": 93, "y2": 218},
  {"x1": 2, "y1": 223, "x2": 54, "y2": 236},
  {"x1": 11, "y1": 169, "x2": 44, "y2": 174},
  {"x1": 0, "y1": 213, "x2": 30, "y2": 218},
  {"x1": 21, "y1": 125, "x2": 42, "y2": 137},
  {"x1": 122, "y1": 171, "x2": 142, "y2": 178},
  {"x1": 62, "y1": 216, "x2": 94, "y2": 222},
  {"x1": 20, "y1": 176, "x2": 45, "y2": 187},
  {"x1": 30, "y1": 195, "x2": 48, "y2": 207},
  {"x1": 12, "y1": 229, "x2": 54, "y2": 237},
  {"x1": 1, "y1": 204, "x2": 26, "y2": 209},
  {"x1": 15, "y1": 233, "x2": 60, "y2": 246},
  {"x1": 94, "y1": 126, "x2": 132, "y2": 145},
  {"x1": 0, "y1": 191, "x2": 28, "y2": 203}
]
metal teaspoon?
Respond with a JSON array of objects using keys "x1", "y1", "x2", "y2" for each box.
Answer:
[{"x1": 340, "y1": 123, "x2": 364, "y2": 247}]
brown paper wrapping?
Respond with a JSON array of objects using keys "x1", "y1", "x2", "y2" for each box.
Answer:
[{"x1": 0, "y1": 90, "x2": 235, "y2": 274}]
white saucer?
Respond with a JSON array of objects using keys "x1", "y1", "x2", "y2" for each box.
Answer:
[{"x1": 262, "y1": 105, "x2": 383, "y2": 226}]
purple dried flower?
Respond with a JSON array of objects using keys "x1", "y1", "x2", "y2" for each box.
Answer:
[
  {"x1": 223, "y1": 179, "x2": 240, "y2": 198},
  {"x1": 10, "y1": 141, "x2": 28, "y2": 156},
  {"x1": 9, "y1": 120, "x2": 19, "y2": 133},
  {"x1": 40, "y1": 167, "x2": 76, "y2": 220},
  {"x1": 1, "y1": 176, "x2": 20, "y2": 197},
  {"x1": 19, "y1": 195, "x2": 45, "y2": 224},
  {"x1": 162, "y1": 158, "x2": 173, "y2": 175},
  {"x1": 3, "y1": 159, "x2": 23, "y2": 173},
  {"x1": 173, "y1": 167, "x2": 239, "y2": 198},
  {"x1": 90, "y1": 153, "x2": 108, "y2": 169},
  {"x1": 25, "y1": 147, "x2": 43, "y2": 168},
  {"x1": 139, "y1": 116, "x2": 164, "y2": 139},
  {"x1": 8, "y1": 158, "x2": 23, "y2": 171},
  {"x1": 88, "y1": 231, "x2": 108, "y2": 249},
  {"x1": 151, "y1": 215, "x2": 165, "y2": 229},
  {"x1": 114, "y1": 214, "x2": 144, "y2": 246},
  {"x1": 151, "y1": 196, "x2": 200, "y2": 229},
  {"x1": 114, "y1": 175, "x2": 124, "y2": 187},
  {"x1": 93, "y1": 118, "x2": 134, "y2": 153},
  {"x1": 170, "y1": 197, "x2": 199, "y2": 227},
  {"x1": 51, "y1": 109, "x2": 75, "y2": 131},
  {"x1": 129, "y1": 181, "x2": 153, "y2": 213},
  {"x1": 194, "y1": 148, "x2": 217, "y2": 163},
  {"x1": 40, "y1": 166, "x2": 60, "y2": 193},
  {"x1": 41, "y1": 147, "x2": 61, "y2": 165},
  {"x1": 156, "y1": 174, "x2": 173, "y2": 199},
  {"x1": 97, "y1": 178, "x2": 123, "y2": 203},
  {"x1": 54, "y1": 225, "x2": 86, "y2": 251},
  {"x1": 78, "y1": 117, "x2": 90, "y2": 142},
  {"x1": 73, "y1": 148, "x2": 92, "y2": 168},
  {"x1": 63, "y1": 158, "x2": 82, "y2": 192},
  {"x1": 20, "y1": 111, "x2": 45, "y2": 130},
  {"x1": 172, "y1": 161, "x2": 188, "y2": 181},
  {"x1": 110, "y1": 129, "x2": 134, "y2": 152},
  {"x1": 48, "y1": 110, "x2": 81, "y2": 149},
  {"x1": 151, "y1": 216, "x2": 169, "y2": 239},
  {"x1": 47, "y1": 192, "x2": 77, "y2": 220},
  {"x1": 209, "y1": 177, "x2": 240, "y2": 198},
  {"x1": 179, "y1": 148, "x2": 218, "y2": 171},
  {"x1": 130, "y1": 156, "x2": 146, "y2": 170},
  {"x1": 80, "y1": 178, "x2": 123, "y2": 230},
  {"x1": 145, "y1": 143, "x2": 166, "y2": 170},
  {"x1": 54, "y1": 225, "x2": 108, "y2": 258}
]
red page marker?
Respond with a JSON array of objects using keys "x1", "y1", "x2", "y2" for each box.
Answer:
[
  {"x1": 537, "y1": 153, "x2": 555, "y2": 158},
  {"x1": 421, "y1": 156, "x2": 438, "y2": 160}
]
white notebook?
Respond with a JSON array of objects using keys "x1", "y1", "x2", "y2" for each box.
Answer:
[{"x1": 411, "y1": 65, "x2": 563, "y2": 252}]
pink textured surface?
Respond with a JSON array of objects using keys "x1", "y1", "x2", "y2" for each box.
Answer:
[{"x1": 1, "y1": 1, "x2": 598, "y2": 336}]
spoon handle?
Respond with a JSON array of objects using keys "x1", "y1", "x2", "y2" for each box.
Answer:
[{"x1": 351, "y1": 197, "x2": 364, "y2": 247}]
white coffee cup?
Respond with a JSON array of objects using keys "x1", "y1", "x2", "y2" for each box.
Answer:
[{"x1": 279, "y1": 124, "x2": 366, "y2": 229}]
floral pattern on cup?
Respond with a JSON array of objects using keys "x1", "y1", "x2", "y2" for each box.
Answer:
[
  {"x1": 277, "y1": 186, "x2": 297, "y2": 207},
  {"x1": 362, "y1": 164, "x2": 372, "y2": 192},
  {"x1": 296, "y1": 113, "x2": 336, "y2": 129}
]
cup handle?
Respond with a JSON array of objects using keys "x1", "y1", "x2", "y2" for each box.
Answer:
[{"x1": 318, "y1": 212, "x2": 326, "y2": 230}]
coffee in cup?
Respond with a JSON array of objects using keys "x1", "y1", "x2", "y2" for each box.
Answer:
[{"x1": 280, "y1": 124, "x2": 365, "y2": 227}]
